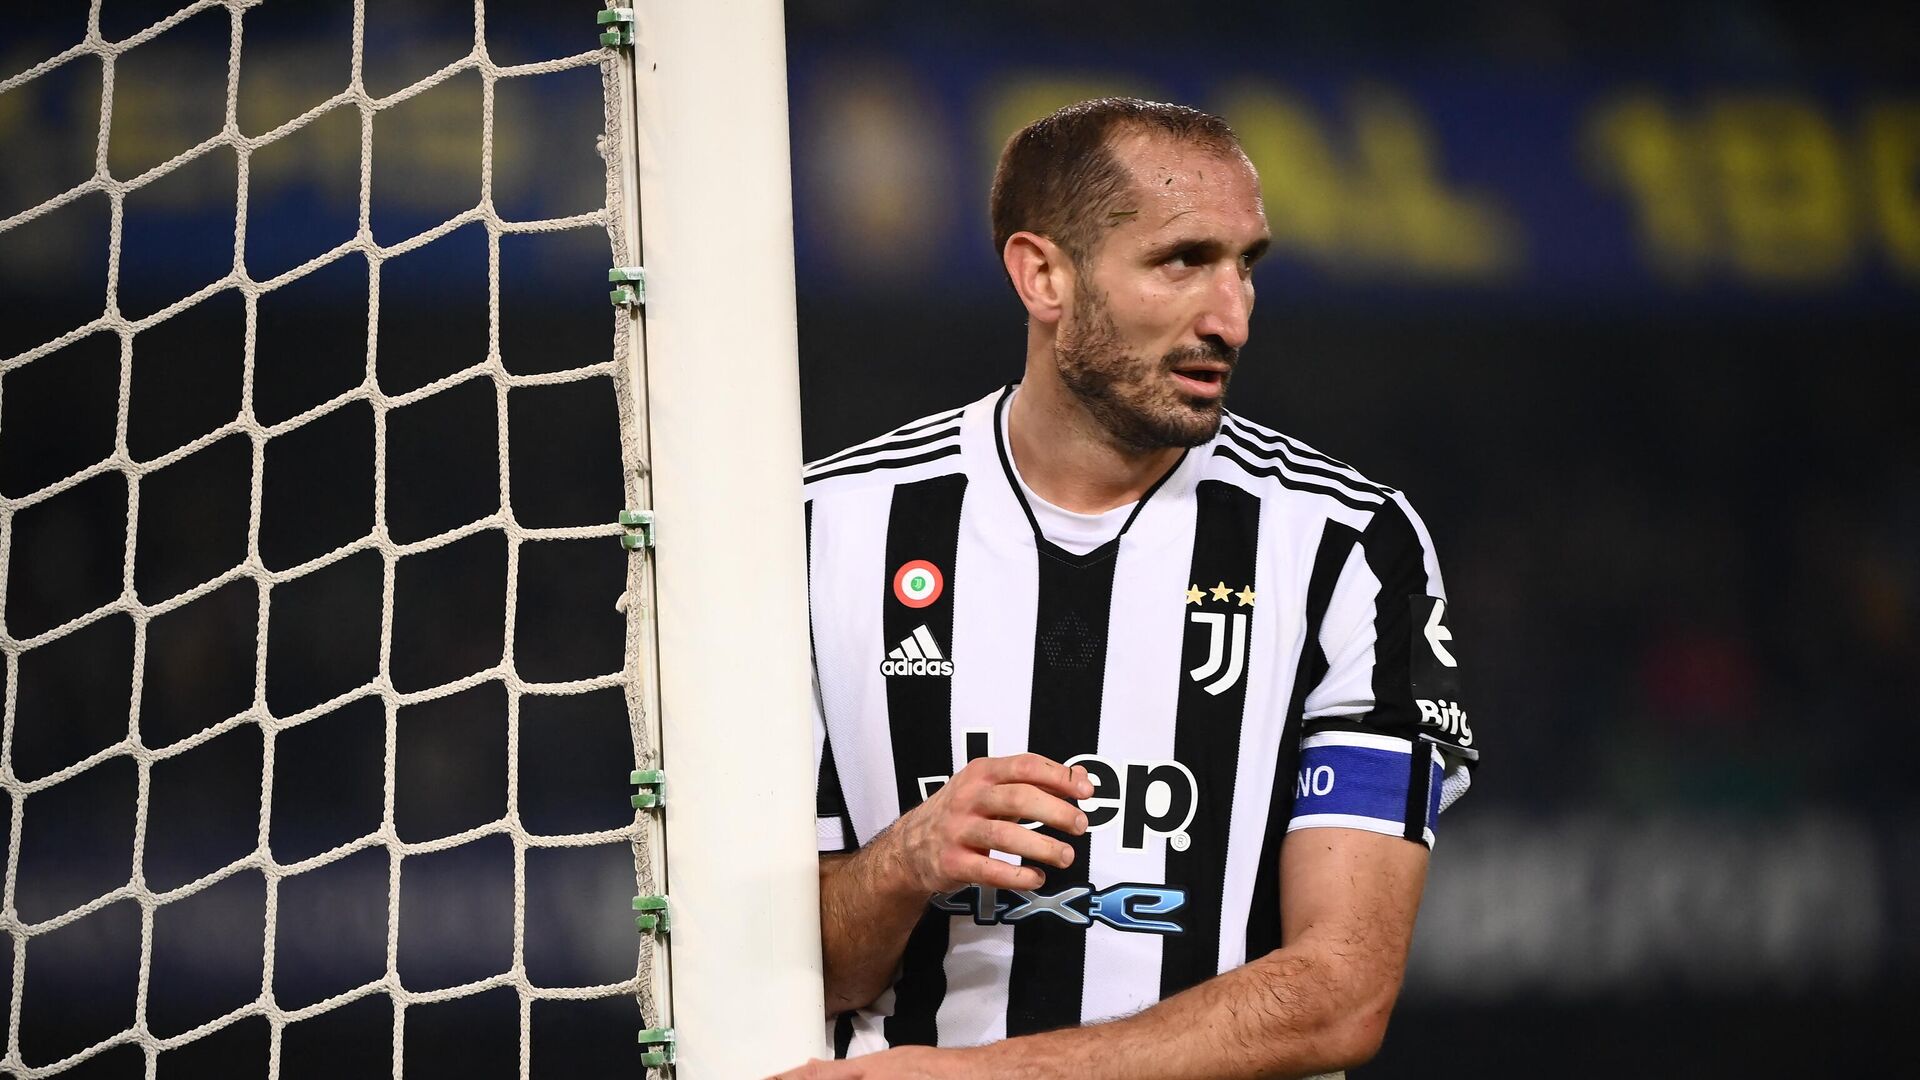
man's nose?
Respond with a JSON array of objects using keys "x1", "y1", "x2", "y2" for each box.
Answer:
[{"x1": 1193, "y1": 268, "x2": 1252, "y2": 351}]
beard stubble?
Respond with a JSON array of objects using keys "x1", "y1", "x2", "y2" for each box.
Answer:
[{"x1": 1053, "y1": 284, "x2": 1235, "y2": 454}]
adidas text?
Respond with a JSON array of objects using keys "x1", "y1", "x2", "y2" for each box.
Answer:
[{"x1": 880, "y1": 657, "x2": 955, "y2": 677}]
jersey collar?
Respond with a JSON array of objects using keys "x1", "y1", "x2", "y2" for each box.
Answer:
[{"x1": 987, "y1": 384, "x2": 1191, "y2": 566}]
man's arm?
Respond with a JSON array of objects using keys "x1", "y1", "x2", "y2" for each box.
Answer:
[
  {"x1": 819, "y1": 754, "x2": 1094, "y2": 1016},
  {"x1": 786, "y1": 827, "x2": 1425, "y2": 1080},
  {"x1": 818, "y1": 846, "x2": 927, "y2": 1016},
  {"x1": 975, "y1": 828, "x2": 1426, "y2": 1079}
]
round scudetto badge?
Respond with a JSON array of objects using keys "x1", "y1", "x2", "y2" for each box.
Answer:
[{"x1": 892, "y1": 560, "x2": 945, "y2": 608}]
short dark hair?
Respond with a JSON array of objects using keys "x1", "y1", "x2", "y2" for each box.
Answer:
[{"x1": 989, "y1": 97, "x2": 1243, "y2": 268}]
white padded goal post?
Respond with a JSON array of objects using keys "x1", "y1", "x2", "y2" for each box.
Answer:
[{"x1": 612, "y1": 0, "x2": 829, "y2": 1073}]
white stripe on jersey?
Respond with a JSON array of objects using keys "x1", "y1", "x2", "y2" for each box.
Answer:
[
  {"x1": 1215, "y1": 494, "x2": 1310, "y2": 973},
  {"x1": 1303, "y1": 541, "x2": 1380, "y2": 722},
  {"x1": 1221, "y1": 413, "x2": 1390, "y2": 499},
  {"x1": 936, "y1": 471, "x2": 1037, "y2": 1045},
  {"x1": 811, "y1": 482, "x2": 904, "y2": 845},
  {"x1": 1391, "y1": 489, "x2": 1448, "y2": 598},
  {"x1": 804, "y1": 410, "x2": 965, "y2": 476},
  {"x1": 845, "y1": 986, "x2": 895, "y2": 1056},
  {"x1": 1217, "y1": 432, "x2": 1387, "y2": 508}
]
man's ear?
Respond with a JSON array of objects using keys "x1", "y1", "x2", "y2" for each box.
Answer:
[{"x1": 1002, "y1": 231, "x2": 1071, "y2": 326}]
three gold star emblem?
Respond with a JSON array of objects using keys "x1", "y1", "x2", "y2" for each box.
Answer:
[{"x1": 1188, "y1": 583, "x2": 1256, "y2": 607}]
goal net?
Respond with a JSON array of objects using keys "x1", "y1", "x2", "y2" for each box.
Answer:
[{"x1": 0, "y1": 2, "x2": 668, "y2": 1075}]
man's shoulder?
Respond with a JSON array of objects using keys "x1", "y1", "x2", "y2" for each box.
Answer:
[
  {"x1": 801, "y1": 396, "x2": 984, "y2": 498},
  {"x1": 1207, "y1": 410, "x2": 1406, "y2": 516}
]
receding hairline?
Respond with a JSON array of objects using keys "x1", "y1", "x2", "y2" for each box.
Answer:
[
  {"x1": 1103, "y1": 115, "x2": 1244, "y2": 158},
  {"x1": 1097, "y1": 126, "x2": 1258, "y2": 207},
  {"x1": 989, "y1": 98, "x2": 1251, "y2": 274},
  {"x1": 1069, "y1": 127, "x2": 1260, "y2": 259}
]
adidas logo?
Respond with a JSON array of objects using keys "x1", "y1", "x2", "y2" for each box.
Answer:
[{"x1": 880, "y1": 625, "x2": 955, "y2": 677}]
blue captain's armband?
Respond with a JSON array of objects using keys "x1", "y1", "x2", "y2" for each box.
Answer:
[{"x1": 1287, "y1": 731, "x2": 1444, "y2": 849}]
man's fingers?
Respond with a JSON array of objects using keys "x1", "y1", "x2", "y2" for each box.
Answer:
[
  {"x1": 965, "y1": 818, "x2": 1075, "y2": 869},
  {"x1": 924, "y1": 755, "x2": 1093, "y2": 891},
  {"x1": 984, "y1": 753, "x2": 1094, "y2": 800},
  {"x1": 978, "y1": 784, "x2": 1087, "y2": 835},
  {"x1": 943, "y1": 850, "x2": 1046, "y2": 891}
]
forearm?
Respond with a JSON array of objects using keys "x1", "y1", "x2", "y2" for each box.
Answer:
[
  {"x1": 958, "y1": 940, "x2": 1398, "y2": 1080},
  {"x1": 818, "y1": 835, "x2": 933, "y2": 1016},
  {"x1": 958, "y1": 830, "x2": 1425, "y2": 1080}
]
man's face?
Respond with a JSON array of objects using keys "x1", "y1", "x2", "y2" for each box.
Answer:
[{"x1": 1053, "y1": 133, "x2": 1270, "y2": 453}]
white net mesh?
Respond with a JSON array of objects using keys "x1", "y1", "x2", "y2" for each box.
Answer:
[{"x1": 0, "y1": 1, "x2": 662, "y2": 1075}]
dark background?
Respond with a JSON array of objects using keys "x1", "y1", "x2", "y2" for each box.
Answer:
[{"x1": 2, "y1": 0, "x2": 1917, "y2": 1075}]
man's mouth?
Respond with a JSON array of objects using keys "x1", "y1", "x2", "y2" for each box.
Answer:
[{"x1": 1170, "y1": 363, "x2": 1230, "y2": 395}]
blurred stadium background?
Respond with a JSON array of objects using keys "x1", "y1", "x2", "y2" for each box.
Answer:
[{"x1": 3, "y1": 0, "x2": 1916, "y2": 1075}]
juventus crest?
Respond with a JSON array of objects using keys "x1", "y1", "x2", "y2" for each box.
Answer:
[{"x1": 1185, "y1": 581, "x2": 1255, "y2": 696}]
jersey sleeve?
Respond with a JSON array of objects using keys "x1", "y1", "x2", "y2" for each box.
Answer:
[
  {"x1": 1290, "y1": 492, "x2": 1476, "y2": 847},
  {"x1": 814, "y1": 669, "x2": 856, "y2": 855}
]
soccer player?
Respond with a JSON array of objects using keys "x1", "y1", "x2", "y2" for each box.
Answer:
[{"x1": 776, "y1": 98, "x2": 1476, "y2": 1079}]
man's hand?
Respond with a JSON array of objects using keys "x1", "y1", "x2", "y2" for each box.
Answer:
[
  {"x1": 819, "y1": 753, "x2": 1093, "y2": 1016},
  {"x1": 889, "y1": 753, "x2": 1093, "y2": 894},
  {"x1": 769, "y1": 1046, "x2": 985, "y2": 1080}
]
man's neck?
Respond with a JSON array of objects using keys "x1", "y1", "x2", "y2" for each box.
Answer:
[{"x1": 1006, "y1": 378, "x2": 1186, "y2": 515}]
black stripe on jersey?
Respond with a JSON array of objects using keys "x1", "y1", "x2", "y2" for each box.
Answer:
[
  {"x1": 1222, "y1": 415, "x2": 1373, "y2": 484},
  {"x1": 804, "y1": 424, "x2": 964, "y2": 477},
  {"x1": 817, "y1": 726, "x2": 854, "y2": 851},
  {"x1": 881, "y1": 472, "x2": 969, "y2": 1047},
  {"x1": 1006, "y1": 540, "x2": 1120, "y2": 1036},
  {"x1": 1211, "y1": 445, "x2": 1383, "y2": 512},
  {"x1": 1217, "y1": 423, "x2": 1391, "y2": 500},
  {"x1": 804, "y1": 443, "x2": 964, "y2": 485},
  {"x1": 1243, "y1": 520, "x2": 1358, "y2": 961},
  {"x1": 1159, "y1": 479, "x2": 1262, "y2": 999},
  {"x1": 892, "y1": 407, "x2": 968, "y2": 436},
  {"x1": 803, "y1": 408, "x2": 965, "y2": 471},
  {"x1": 1358, "y1": 497, "x2": 1433, "y2": 744}
]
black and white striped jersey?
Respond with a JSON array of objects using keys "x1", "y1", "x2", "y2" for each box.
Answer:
[{"x1": 804, "y1": 385, "x2": 1476, "y2": 1054}]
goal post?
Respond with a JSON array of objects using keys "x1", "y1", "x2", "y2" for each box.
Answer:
[{"x1": 612, "y1": 1, "x2": 827, "y2": 1074}]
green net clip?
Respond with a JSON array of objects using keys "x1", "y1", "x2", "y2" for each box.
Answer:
[
  {"x1": 637, "y1": 1027, "x2": 677, "y2": 1068},
  {"x1": 619, "y1": 508, "x2": 655, "y2": 550},
  {"x1": 631, "y1": 768, "x2": 665, "y2": 809},
  {"x1": 597, "y1": 8, "x2": 635, "y2": 47},
  {"x1": 609, "y1": 266, "x2": 646, "y2": 307},
  {"x1": 632, "y1": 894, "x2": 670, "y2": 934}
]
